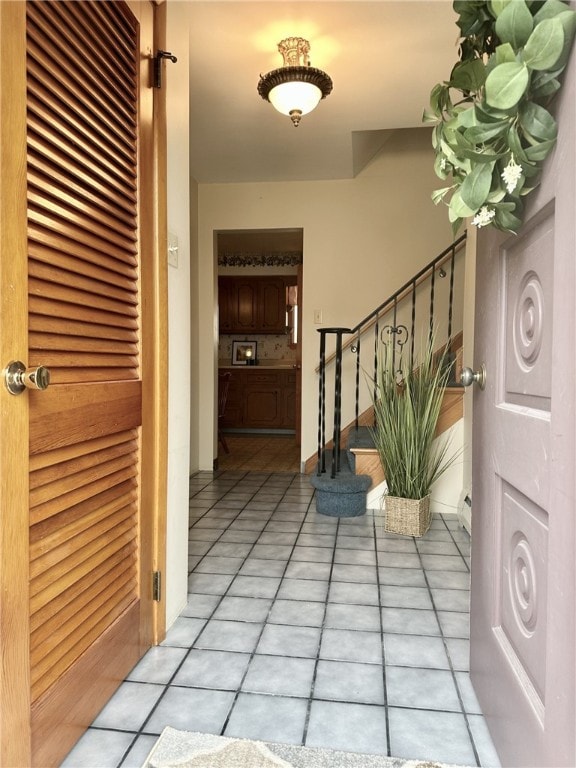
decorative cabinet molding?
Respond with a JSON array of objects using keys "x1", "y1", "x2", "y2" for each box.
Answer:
[{"x1": 218, "y1": 276, "x2": 296, "y2": 334}]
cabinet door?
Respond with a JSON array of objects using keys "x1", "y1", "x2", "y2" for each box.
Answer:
[
  {"x1": 219, "y1": 276, "x2": 297, "y2": 334},
  {"x1": 244, "y1": 372, "x2": 282, "y2": 427},
  {"x1": 218, "y1": 277, "x2": 258, "y2": 333},
  {"x1": 235, "y1": 279, "x2": 258, "y2": 331},
  {"x1": 218, "y1": 278, "x2": 234, "y2": 331},
  {"x1": 258, "y1": 278, "x2": 287, "y2": 333}
]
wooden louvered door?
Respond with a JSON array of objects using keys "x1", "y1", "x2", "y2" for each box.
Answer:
[{"x1": 3, "y1": 2, "x2": 160, "y2": 766}]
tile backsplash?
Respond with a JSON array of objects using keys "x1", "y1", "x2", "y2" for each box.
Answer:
[{"x1": 219, "y1": 334, "x2": 296, "y2": 365}]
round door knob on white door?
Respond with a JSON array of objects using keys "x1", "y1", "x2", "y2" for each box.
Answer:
[
  {"x1": 4, "y1": 361, "x2": 51, "y2": 395},
  {"x1": 460, "y1": 364, "x2": 486, "y2": 390}
]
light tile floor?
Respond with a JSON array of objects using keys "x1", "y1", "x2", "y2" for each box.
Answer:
[{"x1": 62, "y1": 470, "x2": 501, "y2": 768}]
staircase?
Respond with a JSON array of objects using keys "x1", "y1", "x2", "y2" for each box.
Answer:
[{"x1": 309, "y1": 234, "x2": 467, "y2": 517}]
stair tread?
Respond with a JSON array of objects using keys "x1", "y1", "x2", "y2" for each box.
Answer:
[{"x1": 347, "y1": 426, "x2": 375, "y2": 451}]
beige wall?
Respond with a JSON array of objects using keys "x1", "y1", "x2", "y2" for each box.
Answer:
[
  {"x1": 165, "y1": 1, "x2": 191, "y2": 626},
  {"x1": 189, "y1": 178, "x2": 199, "y2": 471},
  {"x1": 196, "y1": 128, "x2": 456, "y2": 468}
]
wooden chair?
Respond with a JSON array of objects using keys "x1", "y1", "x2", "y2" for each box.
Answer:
[{"x1": 218, "y1": 372, "x2": 232, "y2": 453}]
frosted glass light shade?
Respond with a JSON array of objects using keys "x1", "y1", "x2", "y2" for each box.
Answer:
[{"x1": 268, "y1": 81, "x2": 322, "y2": 117}]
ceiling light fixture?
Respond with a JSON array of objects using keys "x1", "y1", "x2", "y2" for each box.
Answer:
[{"x1": 257, "y1": 37, "x2": 333, "y2": 127}]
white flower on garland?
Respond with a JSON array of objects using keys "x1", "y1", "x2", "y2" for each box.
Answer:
[
  {"x1": 501, "y1": 155, "x2": 523, "y2": 194},
  {"x1": 472, "y1": 206, "x2": 496, "y2": 228}
]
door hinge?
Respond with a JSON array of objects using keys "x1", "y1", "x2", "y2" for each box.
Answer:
[{"x1": 152, "y1": 570, "x2": 162, "y2": 602}]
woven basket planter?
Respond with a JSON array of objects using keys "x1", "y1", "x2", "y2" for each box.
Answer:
[{"x1": 384, "y1": 494, "x2": 431, "y2": 537}]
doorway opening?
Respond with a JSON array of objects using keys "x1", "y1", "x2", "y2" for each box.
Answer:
[{"x1": 216, "y1": 228, "x2": 303, "y2": 472}]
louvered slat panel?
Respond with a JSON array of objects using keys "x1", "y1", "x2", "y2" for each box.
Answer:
[
  {"x1": 31, "y1": 574, "x2": 136, "y2": 666},
  {"x1": 30, "y1": 548, "x2": 134, "y2": 634},
  {"x1": 25, "y1": 73, "x2": 134, "y2": 192},
  {"x1": 31, "y1": 533, "x2": 137, "y2": 682},
  {"x1": 26, "y1": 59, "x2": 135, "y2": 172},
  {"x1": 30, "y1": 452, "x2": 138, "y2": 511},
  {"x1": 45, "y1": 1, "x2": 136, "y2": 117},
  {"x1": 28, "y1": 154, "x2": 136, "y2": 229},
  {"x1": 31, "y1": 588, "x2": 136, "y2": 699},
  {"x1": 29, "y1": 262, "x2": 137, "y2": 306},
  {"x1": 27, "y1": 83, "x2": 136, "y2": 180},
  {"x1": 30, "y1": 532, "x2": 135, "y2": 622},
  {"x1": 30, "y1": 432, "x2": 137, "y2": 485},
  {"x1": 30, "y1": 490, "x2": 137, "y2": 568},
  {"x1": 30, "y1": 522, "x2": 136, "y2": 606},
  {"x1": 29, "y1": 297, "x2": 138, "y2": 329},
  {"x1": 31, "y1": 501, "x2": 136, "y2": 580},
  {"x1": 30, "y1": 465, "x2": 138, "y2": 527},
  {"x1": 28, "y1": 212, "x2": 136, "y2": 267},
  {"x1": 29, "y1": 334, "x2": 137, "y2": 357},
  {"x1": 28, "y1": 189, "x2": 136, "y2": 254},
  {"x1": 27, "y1": 0, "x2": 141, "y2": 721},
  {"x1": 27, "y1": 140, "x2": 135, "y2": 222},
  {"x1": 53, "y1": 2, "x2": 136, "y2": 102},
  {"x1": 29, "y1": 278, "x2": 138, "y2": 317},
  {"x1": 27, "y1": 117, "x2": 135, "y2": 207},
  {"x1": 27, "y1": 96, "x2": 136, "y2": 193},
  {"x1": 30, "y1": 429, "x2": 138, "y2": 474},
  {"x1": 28, "y1": 226, "x2": 137, "y2": 274},
  {"x1": 28, "y1": 170, "x2": 136, "y2": 246},
  {"x1": 30, "y1": 241, "x2": 137, "y2": 290},
  {"x1": 27, "y1": 4, "x2": 136, "y2": 137},
  {"x1": 81, "y1": 2, "x2": 137, "y2": 64},
  {"x1": 31, "y1": 561, "x2": 134, "y2": 659},
  {"x1": 29, "y1": 315, "x2": 138, "y2": 344}
]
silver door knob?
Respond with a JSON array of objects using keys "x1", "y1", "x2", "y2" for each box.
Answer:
[
  {"x1": 4, "y1": 361, "x2": 51, "y2": 395},
  {"x1": 460, "y1": 364, "x2": 486, "y2": 390}
]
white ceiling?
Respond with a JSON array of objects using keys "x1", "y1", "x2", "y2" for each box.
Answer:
[{"x1": 187, "y1": 1, "x2": 459, "y2": 184}]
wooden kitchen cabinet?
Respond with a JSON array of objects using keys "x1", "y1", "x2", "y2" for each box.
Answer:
[
  {"x1": 218, "y1": 368, "x2": 296, "y2": 430},
  {"x1": 257, "y1": 278, "x2": 286, "y2": 332},
  {"x1": 218, "y1": 278, "x2": 258, "y2": 332},
  {"x1": 218, "y1": 279, "x2": 234, "y2": 332},
  {"x1": 244, "y1": 371, "x2": 282, "y2": 427},
  {"x1": 218, "y1": 276, "x2": 296, "y2": 334}
]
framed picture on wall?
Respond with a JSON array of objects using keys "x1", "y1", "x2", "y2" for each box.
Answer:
[{"x1": 232, "y1": 340, "x2": 257, "y2": 365}]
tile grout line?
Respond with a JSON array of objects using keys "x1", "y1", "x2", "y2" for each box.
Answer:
[
  {"x1": 373, "y1": 509, "x2": 393, "y2": 758},
  {"x1": 300, "y1": 491, "x2": 339, "y2": 747},
  {"x1": 417, "y1": 514, "x2": 481, "y2": 768},
  {"x1": 215, "y1": 473, "x2": 309, "y2": 738},
  {"x1": 439, "y1": 513, "x2": 482, "y2": 768}
]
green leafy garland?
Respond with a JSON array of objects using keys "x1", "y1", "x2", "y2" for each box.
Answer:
[{"x1": 425, "y1": 0, "x2": 576, "y2": 235}]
